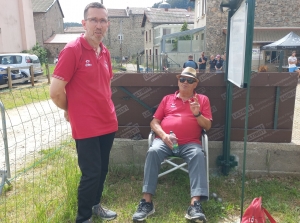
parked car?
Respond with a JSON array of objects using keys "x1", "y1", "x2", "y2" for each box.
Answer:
[
  {"x1": 0, "y1": 66, "x2": 23, "y2": 85},
  {"x1": 54, "y1": 56, "x2": 58, "y2": 64},
  {"x1": 0, "y1": 53, "x2": 43, "y2": 82}
]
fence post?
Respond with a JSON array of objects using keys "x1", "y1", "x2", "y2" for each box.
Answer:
[
  {"x1": 30, "y1": 65, "x2": 34, "y2": 86},
  {"x1": 7, "y1": 67, "x2": 12, "y2": 89},
  {"x1": 45, "y1": 64, "x2": 51, "y2": 84},
  {"x1": 0, "y1": 101, "x2": 11, "y2": 195}
]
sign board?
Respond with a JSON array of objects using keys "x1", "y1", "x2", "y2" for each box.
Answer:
[{"x1": 227, "y1": 0, "x2": 248, "y2": 88}]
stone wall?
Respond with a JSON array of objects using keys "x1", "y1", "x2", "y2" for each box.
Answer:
[
  {"x1": 205, "y1": 0, "x2": 300, "y2": 57},
  {"x1": 44, "y1": 43, "x2": 65, "y2": 63},
  {"x1": 103, "y1": 14, "x2": 144, "y2": 60},
  {"x1": 33, "y1": 1, "x2": 64, "y2": 46},
  {"x1": 255, "y1": 0, "x2": 300, "y2": 27},
  {"x1": 205, "y1": 1, "x2": 227, "y2": 57}
]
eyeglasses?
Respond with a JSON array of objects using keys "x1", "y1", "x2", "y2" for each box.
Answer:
[
  {"x1": 179, "y1": 77, "x2": 196, "y2": 84},
  {"x1": 85, "y1": 18, "x2": 108, "y2": 25}
]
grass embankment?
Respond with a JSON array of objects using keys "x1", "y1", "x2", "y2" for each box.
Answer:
[{"x1": 1, "y1": 140, "x2": 299, "y2": 223}]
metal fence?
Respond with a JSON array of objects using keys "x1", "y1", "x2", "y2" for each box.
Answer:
[{"x1": 0, "y1": 84, "x2": 72, "y2": 222}]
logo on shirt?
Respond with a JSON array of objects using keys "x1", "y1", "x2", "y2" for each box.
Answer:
[
  {"x1": 85, "y1": 60, "x2": 92, "y2": 67},
  {"x1": 171, "y1": 103, "x2": 176, "y2": 108},
  {"x1": 104, "y1": 60, "x2": 109, "y2": 70}
]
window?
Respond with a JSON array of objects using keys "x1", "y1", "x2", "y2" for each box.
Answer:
[
  {"x1": 149, "y1": 30, "x2": 151, "y2": 42},
  {"x1": 163, "y1": 28, "x2": 171, "y2": 35},
  {"x1": 146, "y1": 31, "x2": 148, "y2": 42},
  {"x1": 118, "y1": 34, "x2": 123, "y2": 40},
  {"x1": 197, "y1": 0, "x2": 206, "y2": 18},
  {"x1": 155, "y1": 49, "x2": 158, "y2": 55}
]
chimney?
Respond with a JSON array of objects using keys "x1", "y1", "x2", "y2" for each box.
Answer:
[
  {"x1": 165, "y1": 8, "x2": 168, "y2": 11},
  {"x1": 101, "y1": 0, "x2": 103, "y2": 4},
  {"x1": 188, "y1": 7, "x2": 191, "y2": 12}
]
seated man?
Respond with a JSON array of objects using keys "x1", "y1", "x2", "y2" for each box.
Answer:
[{"x1": 132, "y1": 67, "x2": 213, "y2": 223}]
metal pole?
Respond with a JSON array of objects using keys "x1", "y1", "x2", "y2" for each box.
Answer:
[
  {"x1": 219, "y1": 8, "x2": 235, "y2": 175},
  {"x1": 0, "y1": 102, "x2": 10, "y2": 178},
  {"x1": 240, "y1": 0, "x2": 256, "y2": 220},
  {"x1": 278, "y1": 50, "x2": 284, "y2": 72}
]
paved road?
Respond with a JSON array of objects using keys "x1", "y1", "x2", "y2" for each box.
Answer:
[{"x1": 292, "y1": 81, "x2": 300, "y2": 144}]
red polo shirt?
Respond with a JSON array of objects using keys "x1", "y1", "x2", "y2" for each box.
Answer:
[
  {"x1": 154, "y1": 91, "x2": 212, "y2": 145},
  {"x1": 53, "y1": 35, "x2": 118, "y2": 139}
]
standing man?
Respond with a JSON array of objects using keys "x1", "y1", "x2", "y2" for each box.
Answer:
[
  {"x1": 183, "y1": 55, "x2": 198, "y2": 72},
  {"x1": 198, "y1": 52, "x2": 207, "y2": 72},
  {"x1": 288, "y1": 51, "x2": 300, "y2": 77},
  {"x1": 50, "y1": 2, "x2": 118, "y2": 223}
]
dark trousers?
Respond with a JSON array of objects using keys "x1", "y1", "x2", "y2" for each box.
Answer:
[{"x1": 75, "y1": 132, "x2": 116, "y2": 223}]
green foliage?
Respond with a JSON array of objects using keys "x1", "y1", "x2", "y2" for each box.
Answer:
[
  {"x1": 22, "y1": 43, "x2": 48, "y2": 65},
  {"x1": 63, "y1": 22, "x2": 82, "y2": 28},
  {"x1": 172, "y1": 22, "x2": 191, "y2": 50},
  {"x1": 152, "y1": 0, "x2": 195, "y2": 9}
]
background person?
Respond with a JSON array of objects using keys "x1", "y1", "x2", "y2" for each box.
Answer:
[
  {"x1": 288, "y1": 51, "x2": 300, "y2": 77},
  {"x1": 215, "y1": 54, "x2": 223, "y2": 72},
  {"x1": 183, "y1": 55, "x2": 198, "y2": 71},
  {"x1": 50, "y1": 2, "x2": 118, "y2": 223},
  {"x1": 198, "y1": 51, "x2": 207, "y2": 72},
  {"x1": 132, "y1": 67, "x2": 212, "y2": 223},
  {"x1": 209, "y1": 55, "x2": 216, "y2": 72}
]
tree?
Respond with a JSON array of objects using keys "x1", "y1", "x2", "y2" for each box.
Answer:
[
  {"x1": 22, "y1": 43, "x2": 48, "y2": 65},
  {"x1": 63, "y1": 22, "x2": 82, "y2": 29},
  {"x1": 152, "y1": 0, "x2": 194, "y2": 9},
  {"x1": 172, "y1": 22, "x2": 191, "y2": 50}
]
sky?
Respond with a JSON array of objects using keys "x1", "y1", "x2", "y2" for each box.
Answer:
[{"x1": 59, "y1": 0, "x2": 161, "y2": 23}]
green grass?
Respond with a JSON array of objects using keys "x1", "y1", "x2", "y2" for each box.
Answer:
[
  {"x1": 1, "y1": 139, "x2": 300, "y2": 223},
  {"x1": 0, "y1": 84, "x2": 50, "y2": 109},
  {"x1": 42, "y1": 64, "x2": 56, "y2": 76}
]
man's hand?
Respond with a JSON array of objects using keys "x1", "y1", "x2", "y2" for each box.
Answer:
[
  {"x1": 189, "y1": 95, "x2": 200, "y2": 116},
  {"x1": 162, "y1": 133, "x2": 177, "y2": 150}
]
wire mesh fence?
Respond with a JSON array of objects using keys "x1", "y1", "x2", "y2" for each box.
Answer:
[{"x1": 0, "y1": 84, "x2": 72, "y2": 222}]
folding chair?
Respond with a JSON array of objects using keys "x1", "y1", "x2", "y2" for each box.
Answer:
[{"x1": 148, "y1": 129, "x2": 209, "y2": 196}]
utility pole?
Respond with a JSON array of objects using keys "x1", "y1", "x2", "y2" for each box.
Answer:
[{"x1": 119, "y1": 20, "x2": 123, "y2": 67}]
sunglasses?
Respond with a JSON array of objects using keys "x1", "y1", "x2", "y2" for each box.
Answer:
[{"x1": 179, "y1": 77, "x2": 196, "y2": 84}]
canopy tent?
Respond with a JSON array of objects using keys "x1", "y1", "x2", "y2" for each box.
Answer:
[{"x1": 261, "y1": 31, "x2": 300, "y2": 50}]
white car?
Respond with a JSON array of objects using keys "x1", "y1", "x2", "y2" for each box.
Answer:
[
  {"x1": 54, "y1": 56, "x2": 58, "y2": 64},
  {"x1": 0, "y1": 53, "x2": 43, "y2": 82}
]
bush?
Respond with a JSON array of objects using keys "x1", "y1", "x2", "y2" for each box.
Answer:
[{"x1": 22, "y1": 43, "x2": 48, "y2": 65}]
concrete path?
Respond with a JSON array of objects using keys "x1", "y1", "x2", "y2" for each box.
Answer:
[{"x1": 291, "y1": 81, "x2": 300, "y2": 144}]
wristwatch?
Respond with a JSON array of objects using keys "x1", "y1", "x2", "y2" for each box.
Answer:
[{"x1": 193, "y1": 112, "x2": 202, "y2": 117}]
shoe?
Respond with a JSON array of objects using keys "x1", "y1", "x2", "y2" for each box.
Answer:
[
  {"x1": 92, "y1": 204, "x2": 117, "y2": 221},
  {"x1": 132, "y1": 199, "x2": 155, "y2": 221},
  {"x1": 185, "y1": 200, "x2": 207, "y2": 223}
]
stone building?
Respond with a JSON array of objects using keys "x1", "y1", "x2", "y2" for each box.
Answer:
[
  {"x1": 192, "y1": 0, "x2": 300, "y2": 70},
  {"x1": 141, "y1": 8, "x2": 194, "y2": 67},
  {"x1": 44, "y1": 34, "x2": 80, "y2": 62},
  {"x1": 32, "y1": 0, "x2": 64, "y2": 46},
  {"x1": 102, "y1": 7, "x2": 146, "y2": 61}
]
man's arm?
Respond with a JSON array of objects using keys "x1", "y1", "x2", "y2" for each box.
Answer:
[
  {"x1": 49, "y1": 78, "x2": 68, "y2": 111},
  {"x1": 150, "y1": 118, "x2": 173, "y2": 149},
  {"x1": 195, "y1": 115, "x2": 212, "y2": 131}
]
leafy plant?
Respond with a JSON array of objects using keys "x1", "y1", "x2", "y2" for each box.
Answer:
[{"x1": 22, "y1": 43, "x2": 48, "y2": 65}]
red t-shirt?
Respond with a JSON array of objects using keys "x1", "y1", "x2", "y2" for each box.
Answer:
[
  {"x1": 53, "y1": 35, "x2": 118, "y2": 139},
  {"x1": 154, "y1": 91, "x2": 212, "y2": 145}
]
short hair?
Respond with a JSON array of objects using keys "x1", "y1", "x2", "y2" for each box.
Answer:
[
  {"x1": 84, "y1": 2, "x2": 107, "y2": 20},
  {"x1": 258, "y1": 65, "x2": 268, "y2": 72},
  {"x1": 188, "y1": 55, "x2": 193, "y2": 58},
  {"x1": 292, "y1": 51, "x2": 296, "y2": 54}
]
